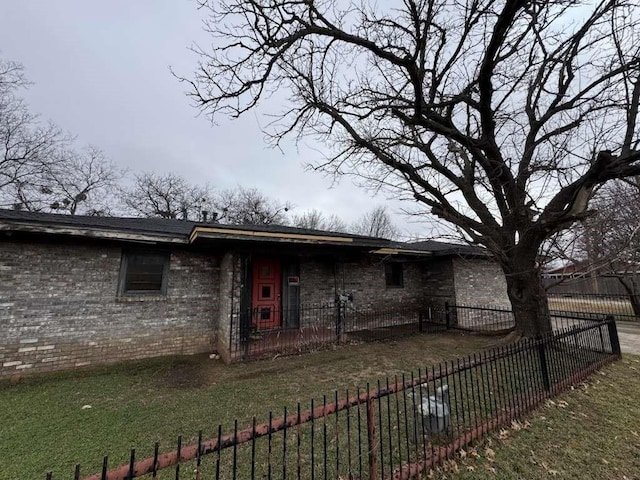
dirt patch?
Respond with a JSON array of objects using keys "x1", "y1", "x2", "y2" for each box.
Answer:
[
  {"x1": 23, "y1": 332, "x2": 507, "y2": 391},
  {"x1": 158, "y1": 361, "x2": 209, "y2": 389}
]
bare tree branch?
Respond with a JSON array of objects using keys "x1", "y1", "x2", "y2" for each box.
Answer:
[
  {"x1": 0, "y1": 57, "x2": 119, "y2": 214},
  {"x1": 215, "y1": 186, "x2": 291, "y2": 225},
  {"x1": 351, "y1": 206, "x2": 399, "y2": 239},
  {"x1": 120, "y1": 172, "x2": 214, "y2": 220},
  {"x1": 182, "y1": 0, "x2": 640, "y2": 336}
]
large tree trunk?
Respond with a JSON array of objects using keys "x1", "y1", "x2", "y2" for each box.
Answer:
[
  {"x1": 501, "y1": 254, "x2": 553, "y2": 337},
  {"x1": 616, "y1": 275, "x2": 640, "y2": 317},
  {"x1": 630, "y1": 295, "x2": 640, "y2": 318}
]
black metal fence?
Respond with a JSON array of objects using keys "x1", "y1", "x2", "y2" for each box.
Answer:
[
  {"x1": 437, "y1": 304, "x2": 515, "y2": 333},
  {"x1": 55, "y1": 318, "x2": 620, "y2": 480},
  {"x1": 230, "y1": 304, "x2": 338, "y2": 361},
  {"x1": 227, "y1": 298, "x2": 633, "y2": 361},
  {"x1": 229, "y1": 304, "x2": 447, "y2": 361},
  {"x1": 445, "y1": 304, "x2": 614, "y2": 333},
  {"x1": 548, "y1": 292, "x2": 640, "y2": 322}
]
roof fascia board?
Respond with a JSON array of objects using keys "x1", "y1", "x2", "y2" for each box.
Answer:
[
  {"x1": 0, "y1": 222, "x2": 187, "y2": 245},
  {"x1": 370, "y1": 247, "x2": 491, "y2": 258},
  {"x1": 370, "y1": 247, "x2": 434, "y2": 256},
  {"x1": 190, "y1": 226, "x2": 358, "y2": 245}
]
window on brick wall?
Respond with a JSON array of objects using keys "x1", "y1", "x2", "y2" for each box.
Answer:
[
  {"x1": 385, "y1": 263, "x2": 404, "y2": 288},
  {"x1": 118, "y1": 251, "x2": 170, "y2": 296}
]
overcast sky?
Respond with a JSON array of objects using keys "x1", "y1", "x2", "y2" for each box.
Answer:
[{"x1": 0, "y1": 0, "x2": 441, "y2": 238}]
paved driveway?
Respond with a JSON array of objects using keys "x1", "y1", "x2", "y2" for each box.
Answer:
[{"x1": 617, "y1": 321, "x2": 640, "y2": 355}]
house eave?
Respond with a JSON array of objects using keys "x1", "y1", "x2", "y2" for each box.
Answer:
[
  {"x1": 370, "y1": 247, "x2": 492, "y2": 258},
  {"x1": 189, "y1": 226, "x2": 383, "y2": 247},
  {"x1": 370, "y1": 247, "x2": 434, "y2": 256},
  {"x1": 0, "y1": 222, "x2": 188, "y2": 245}
]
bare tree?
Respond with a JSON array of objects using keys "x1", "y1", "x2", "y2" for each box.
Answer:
[
  {"x1": 182, "y1": 0, "x2": 640, "y2": 336},
  {"x1": 0, "y1": 58, "x2": 26, "y2": 92},
  {"x1": 351, "y1": 206, "x2": 399, "y2": 239},
  {"x1": 121, "y1": 172, "x2": 214, "y2": 220},
  {"x1": 0, "y1": 58, "x2": 68, "y2": 201},
  {"x1": 578, "y1": 180, "x2": 640, "y2": 315},
  {"x1": 215, "y1": 186, "x2": 291, "y2": 225},
  {"x1": 291, "y1": 208, "x2": 347, "y2": 232},
  {"x1": 8, "y1": 146, "x2": 123, "y2": 215}
]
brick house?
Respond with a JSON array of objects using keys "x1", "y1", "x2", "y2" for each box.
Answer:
[{"x1": 0, "y1": 209, "x2": 509, "y2": 377}]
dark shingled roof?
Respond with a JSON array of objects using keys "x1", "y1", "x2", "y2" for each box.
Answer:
[
  {"x1": 0, "y1": 209, "x2": 489, "y2": 256},
  {"x1": 0, "y1": 209, "x2": 386, "y2": 243},
  {"x1": 0, "y1": 208, "x2": 195, "y2": 235},
  {"x1": 405, "y1": 240, "x2": 487, "y2": 256},
  {"x1": 381, "y1": 239, "x2": 488, "y2": 257}
]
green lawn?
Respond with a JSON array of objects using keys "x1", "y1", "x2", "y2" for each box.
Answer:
[
  {"x1": 429, "y1": 355, "x2": 640, "y2": 480},
  {"x1": 5, "y1": 334, "x2": 637, "y2": 480},
  {"x1": 0, "y1": 332, "x2": 499, "y2": 480}
]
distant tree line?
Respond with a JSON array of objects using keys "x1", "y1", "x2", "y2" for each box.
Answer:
[{"x1": 0, "y1": 57, "x2": 399, "y2": 238}]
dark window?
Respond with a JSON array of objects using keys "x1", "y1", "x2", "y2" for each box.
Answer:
[
  {"x1": 385, "y1": 263, "x2": 404, "y2": 288},
  {"x1": 261, "y1": 285, "x2": 272, "y2": 299},
  {"x1": 119, "y1": 251, "x2": 170, "y2": 295}
]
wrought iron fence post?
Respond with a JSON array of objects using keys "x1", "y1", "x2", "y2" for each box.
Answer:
[
  {"x1": 335, "y1": 301, "x2": 343, "y2": 344},
  {"x1": 366, "y1": 397, "x2": 379, "y2": 480},
  {"x1": 445, "y1": 302, "x2": 452, "y2": 330},
  {"x1": 537, "y1": 339, "x2": 551, "y2": 392},
  {"x1": 606, "y1": 315, "x2": 621, "y2": 356},
  {"x1": 52, "y1": 316, "x2": 625, "y2": 480},
  {"x1": 598, "y1": 324, "x2": 605, "y2": 352},
  {"x1": 419, "y1": 311, "x2": 424, "y2": 332},
  {"x1": 240, "y1": 308, "x2": 251, "y2": 361}
]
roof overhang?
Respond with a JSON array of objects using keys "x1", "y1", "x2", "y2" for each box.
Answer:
[
  {"x1": 0, "y1": 221, "x2": 188, "y2": 245},
  {"x1": 369, "y1": 247, "x2": 434, "y2": 256},
  {"x1": 0, "y1": 211, "x2": 491, "y2": 256},
  {"x1": 189, "y1": 226, "x2": 368, "y2": 246},
  {"x1": 370, "y1": 246, "x2": 492, "y2": 258}
]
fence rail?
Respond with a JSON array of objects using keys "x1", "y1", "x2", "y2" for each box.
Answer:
[
  {"x1": 228, "y1": 296, "x2": 636, "y2": 361},
  {"x1": 51, "y1": 317, "x2": 621, "y2": 480},
  {"x1": 548, "y1": 292, "x2": 640, "y2": 321},
  {"x1": 229, "y1": 304, "x2": 446, "y2": 361}
]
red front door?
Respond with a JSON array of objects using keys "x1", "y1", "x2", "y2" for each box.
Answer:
[{"x1": 251, "y1": 258, "x2": 282, "y2": 329}]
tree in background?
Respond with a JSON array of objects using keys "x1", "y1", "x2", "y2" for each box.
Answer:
[
  {"x1": 10, "y1": 145, "x2": 123, "y2": 215},
  {"x1": 120, "y1": 177, "x2": 292, "y2": 225},
  {"x1": 0, "y1": 58, "x2": 122, "y2": 215},
  {"x1": 579, "y1": 180, "x2": 640, "y2": 316},
  {"x1": 184, "y1": 0, "x2": 640, "y2": 336},
  {"x1": 0, "y1": 58, "x2": 67, "y2": 206},
  {"x1": 351, "y1": 206, "x2": 399, "y2": 239},
  {"x1": 120, "y1": 172, "x2": 214, "y2": 220},
  {"x1": 215, "y1": 186, "x2": 291, "y2": 225},
  {"x1": 291, "y1": 208, "x2": 347, "y2": 232}
]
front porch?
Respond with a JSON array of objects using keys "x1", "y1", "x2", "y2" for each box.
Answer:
[
  {"x1": 226, "y1": 303, "x2": 447, "y2": 361},
  {"x1": 214, "y1": 245, "x2": 449, "y2": 362},
  {"x1": 212, "y1": 244, "x2": 510, "y2": 363}
]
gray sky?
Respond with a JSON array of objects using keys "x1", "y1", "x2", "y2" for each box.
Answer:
[{"x1": 0, "y1": 0, "x2": 436, "y2": 238}]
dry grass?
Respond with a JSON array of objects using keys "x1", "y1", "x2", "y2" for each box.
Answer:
[
  {"x1": 428, "y1": 355, "x2": 640, "y2": 480},
  {"x1": 0, "y1": 332, "x2": 502, "y2": 479}
]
